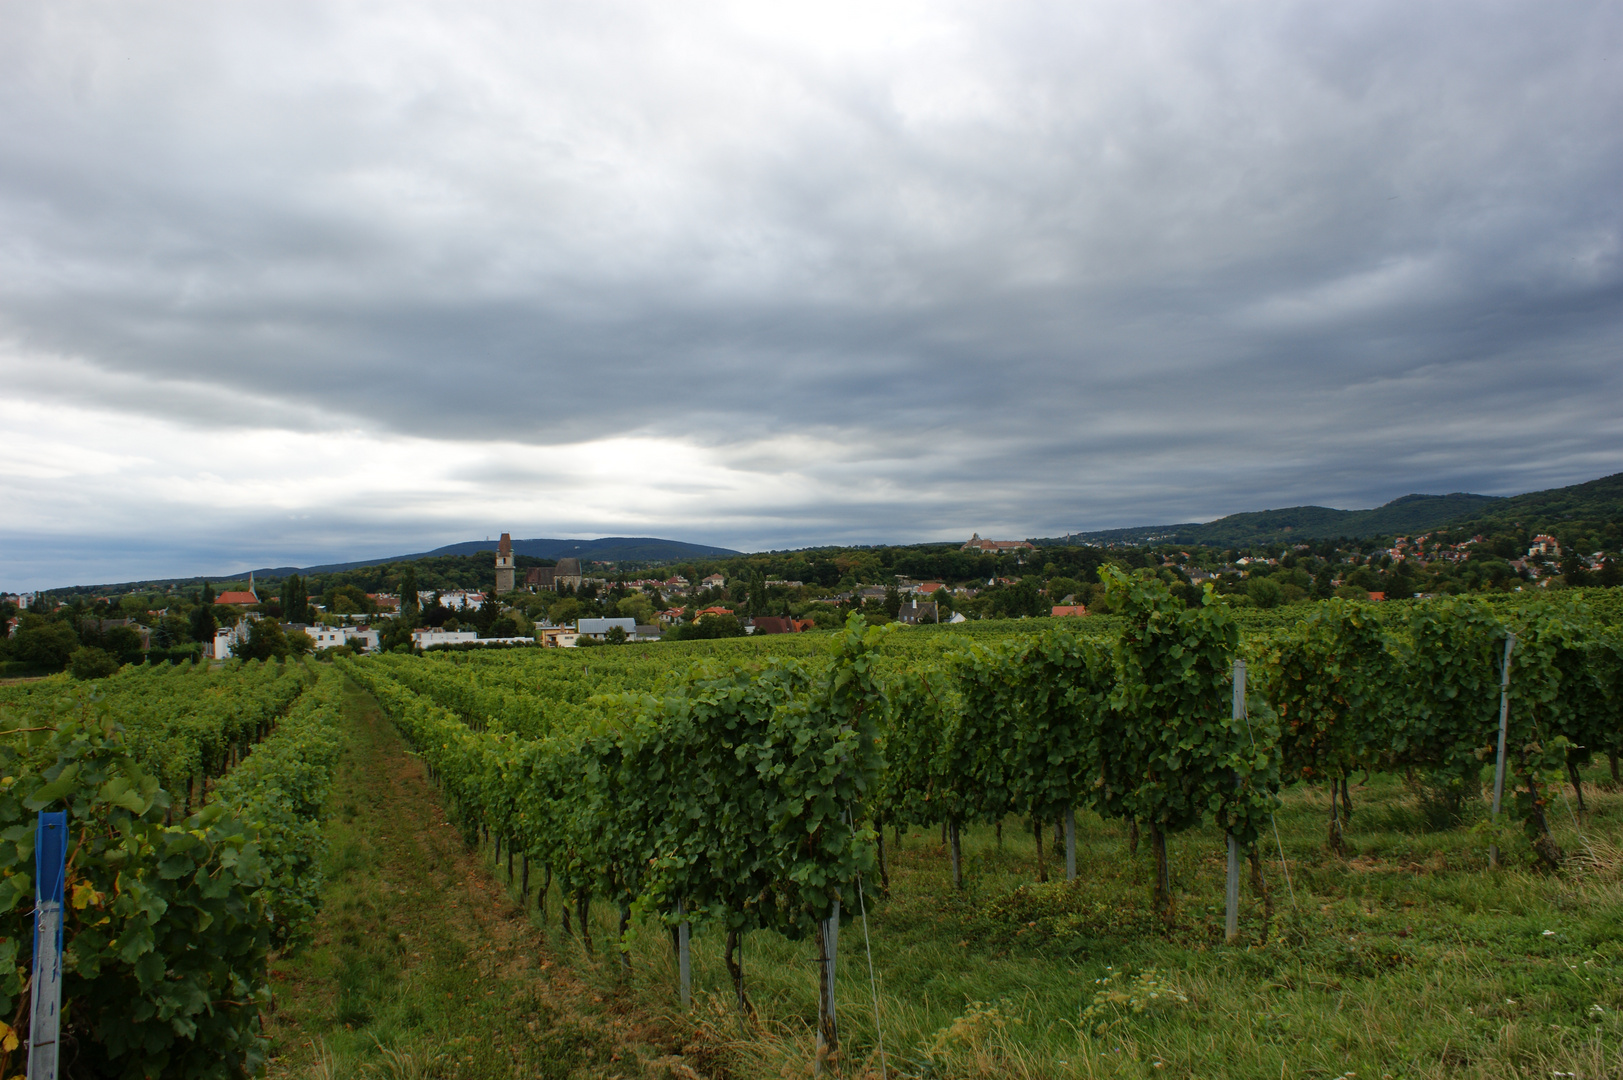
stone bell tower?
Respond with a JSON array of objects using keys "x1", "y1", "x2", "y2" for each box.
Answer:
[{"x1": 494, "y1": 533, "x2": 515, "y2": 593}]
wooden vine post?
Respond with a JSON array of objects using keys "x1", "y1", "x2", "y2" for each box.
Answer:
[
  {"x1": 815, "y1": 899, "x2": 840, "y2": 1075},
  {"x1": 1225, "y1": 660, "x2": 1245, "y2": 943},
  {"x1": 1489, "y1": 633, "x2": 1515, "y2": 868}
]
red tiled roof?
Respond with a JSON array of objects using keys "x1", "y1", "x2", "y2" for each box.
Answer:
[
  {"x1": 750, "y1": 616, "x2": 800, "y2": 635},
  {"x1": 1051, "y1": 605, "x2": 1088, "y2": 617},
  {"x1": 214, "y1": 591, "x2": 258, "y2": 605}
]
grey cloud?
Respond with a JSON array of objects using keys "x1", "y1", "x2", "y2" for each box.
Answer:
[{"x1": 2, "y1": 0, "x2": 1622, "y2": 586}]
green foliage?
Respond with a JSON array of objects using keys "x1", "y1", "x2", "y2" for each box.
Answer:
[
  {"x1": 69, "y1": 645, "x2": 121, "y2": 680},
  {"x1": 237, "y1": 618, "x2": 290, "y2": 661},
  {"x1": 0, "y1": 665, "x2": 344, "y2": 1077},
  {"x1": 1101, "y1": 568, "x2": 1279, "y2": 847},
  {"x1": 1258, "y1": 600, "x2": 1399, "y2": 784},
  {"x1": 2, "y1": 695, "x2": 266, "y2": 1078},
  {"x1": 211, "y1": 667, "x2": 346, "y2": 948},
  {"x1": 954, "y1": 631, "x2": 1111, "y2": 826},
  {"x1": 10, "y1": 616, "x2": 80, "y2": 671}
]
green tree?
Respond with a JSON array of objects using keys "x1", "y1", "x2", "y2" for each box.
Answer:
[
  {"x1": 399, "y1": 565, "x2": 420, "y2": 619},
  {"x1": 323, "y1": 583, "x2": 371, "y2": 615},
  {"x1": 154, "y1": 614, "x2": 193, "y2": 648},
  {"x1": 1598, "y1": 558, "x2": 1620, "y2": 588},
  {"x1": 101, "y1": 624, "x2": 144, "y2": 661},
  {"x1": 280, "y1": 574, "x2": 309, "y2": 624},
  {"x1": 550, "y1": 598, "x2": 582, "y2": 626},
  {"x1": 238, "y1": 619, "x2": 290, "y2": 661},
  {"x1": 604, "y1": 625, "x2": 628, "y2": 644},
  {"x1": 12, "y1": 616, "x2": 79, "y2": 671},
  {"x1": 68, "y1": 645, "x2": 120, "y2": 679},
  {"x1": 1247, "y1": 576, "x2": 1283, "y2": 609},
  {"x1": 1046, "y1": 576, "x2": 1084, "y2": 602},
  {"x1": 616, "y1": 594, "x2": 655, "y2": 624},
  {"x1": 189, "y1": 600, "x2": 219, "y2": 644}
]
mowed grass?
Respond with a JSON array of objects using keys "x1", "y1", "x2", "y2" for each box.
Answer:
[
  {"x1": 503, "y1": 769, "x2": 1623, "y2": 1079},
  {"x1": 265, "y1": 679, "x2": 679, "y2": 1080},
  {"x1": 271, "y1": 677, "x2": 1623, "y2": 1078}
]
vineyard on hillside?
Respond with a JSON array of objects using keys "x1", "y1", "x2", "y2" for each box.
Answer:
[{"x1": 3, "y1": 578, "x2": 1622, "y2": 1077}]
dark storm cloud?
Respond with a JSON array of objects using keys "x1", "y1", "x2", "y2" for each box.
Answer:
[{"x1": 2, "y1": 0, "x2": 1621, "y2": 584}]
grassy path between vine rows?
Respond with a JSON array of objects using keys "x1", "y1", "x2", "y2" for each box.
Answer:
[{"x1": 263, "y1": 676, "x2": 699, "y2": 1080}]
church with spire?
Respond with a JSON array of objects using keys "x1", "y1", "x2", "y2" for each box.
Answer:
[{"x1": 213, "y1": 572, "x2": 260, "y2": 606}]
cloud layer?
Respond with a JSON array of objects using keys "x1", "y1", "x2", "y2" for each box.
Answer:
[{"x1": 3, "y1": 0, "x2": 1621, "y2": 587}]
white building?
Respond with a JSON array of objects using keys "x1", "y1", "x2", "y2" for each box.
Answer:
[
  {"x1": 411, "y1": 628, "x2": 479, "y2": 649},
  {"x1": 439, "y1": 591, "x2": 485, "y2": 610},
  {"x1": 576, "y1": 617, "x2": 636, "y2": 641},
  {"x1": 310, "y1": 625, "x2": 381, "y2": 652}
]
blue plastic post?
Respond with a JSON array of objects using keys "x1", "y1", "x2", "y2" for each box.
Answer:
[{"x1": 30, "y1": 810, "x2": 68, "y2": 1080}]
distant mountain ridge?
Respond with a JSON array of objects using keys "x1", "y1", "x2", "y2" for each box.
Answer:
[
  {"x1": 1051, "y1": 472, "x2": 1623, "y2": 548},
  {"x1": 262, "y1": 536, "x2": 741, "y2": 577},
  {"x1": 45, "y1": 536, "x2": 742, "y2": 593},
  {"x1": 1052, "y1": 492, "x2": 1503, "y2": 547}
]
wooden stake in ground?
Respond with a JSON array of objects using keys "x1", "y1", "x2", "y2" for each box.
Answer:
[
  {"x1": 1033, "y1": 816, "x2": 1047, "y2": 883},
  {"x1": 676, "y1": 897, "x2": 691, "y2": 1011},
  {"x1": 1226, "y1": 658, "x2": 1245, "y2": 942},
  {"x1": 815, "y1": 901, "x2": 840, "y2": 1075},
  {"x1": 1490, "y1": 633, "x2": 1516, "y2": 869},
  {"x1": 1064, "y1": 806, "x2": 1076, "y2": 882},
  {"x1": 948, "y1": 820, "x2": 963, "y2": 890}
]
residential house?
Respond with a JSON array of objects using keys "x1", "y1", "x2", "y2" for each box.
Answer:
[
  {"x1": 539, "y1": 625, "x2": 578, "y2": 648},
  {"x1": 693, "y1": 606, "x2": 736, "y2": 620},
  {"x1": 315, "y1": 625, "x2": 383, "y2": 651},
  {"x1": 576, "y1": 617, "x2": 636, "y2": 641},
  {"x1": 1051, "y1": 605, "x2": 1088, "y2": 618},
  {"x1": 1529, "y1": 534, "x2": 1561, "y2": 557},
  {"x1": 701, "y1": 573, "x2": 726, "y2": 590},
  {"x1": 747, "y1": 616, "x2": 804, "y2": 635},
  {"x1": 895, "y1": 601, "x2": 939, "y2": 624}
]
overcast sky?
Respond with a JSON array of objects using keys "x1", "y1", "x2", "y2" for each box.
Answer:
[{"x1": 3, "y1": 1, "x2": 1621, "y2": 588}]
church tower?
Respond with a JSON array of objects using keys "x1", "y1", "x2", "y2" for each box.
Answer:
[{"x1": 494, "y1": 533, "x2": 515, "y2": 593}]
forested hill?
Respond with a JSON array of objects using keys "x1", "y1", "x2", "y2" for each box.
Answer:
[
  {"x1": 1442, "y1": 472, "x2": 1623, "y2": 535},
  {"x1": 413, "y1": 537, "x2": 741, "y2": 562},
  {"x1": 1054, "y1": 492, "x2": 1503, "y2": 547},
  {"x1": 1053, "y1": 471, "x2": 1623, "y2": 548},
  {"x1": 256, "y1": 536, "x2": 739, "y2": 577}
]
